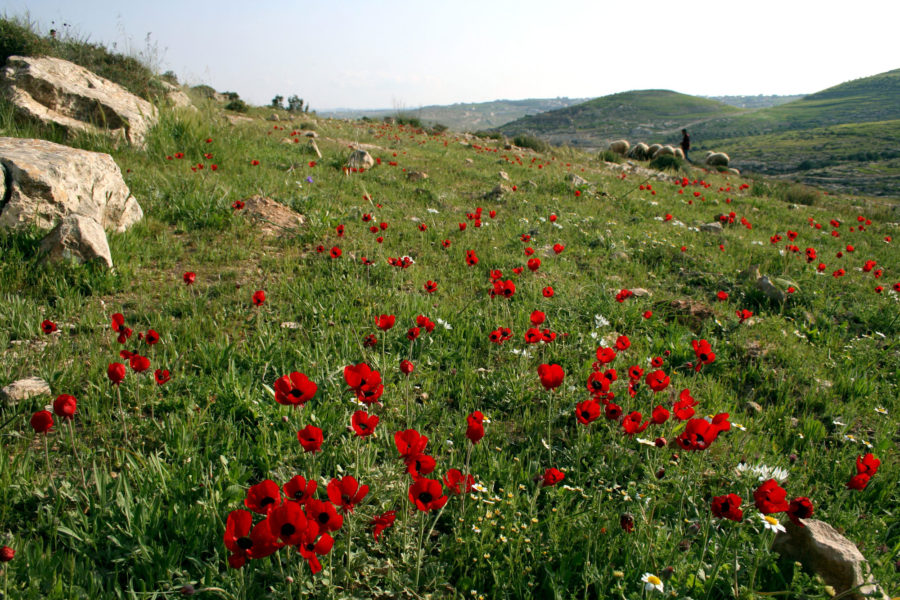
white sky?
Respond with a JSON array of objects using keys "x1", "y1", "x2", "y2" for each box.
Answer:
[{"x1": 8, "y1": 0, "x2": 900, "y2": 110}]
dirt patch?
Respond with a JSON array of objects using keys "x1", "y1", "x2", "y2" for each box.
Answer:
[{"x1": 669, "y1": 299, "x2": 715, "y2": 331}]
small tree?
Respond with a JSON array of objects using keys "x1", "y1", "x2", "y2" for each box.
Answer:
[
  {"x1": 271, "y1": 95, "x2": 284, "y2": 109},
  {"x1": 287, "y1": 95, "x2": 304, "y2": 112}
]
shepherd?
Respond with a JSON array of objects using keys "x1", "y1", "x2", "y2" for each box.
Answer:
[{"x1": 680, "y1": 129, "x2": 691, "y2": 162}]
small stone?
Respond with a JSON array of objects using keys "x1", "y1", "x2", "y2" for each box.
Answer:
[
  {"x1": 345, "y1": 149, "x2": 374, "y2": 170},
  {"x1": 407, "y1": 171, "x2": 428, "y2": 182},
  {"x1": 611, "y1": 251, "x2": 630, "y2": 261},
  {"x1": 700, "y1": 221, "x2": 724, "y2": 233},
  {"x1": 498, "y1": 171, "x2": 510, "y2": 181},
  {"x1": 630, "y1": 288, "x2": 652, "y2": 297},
  {"x1": 757, "y1": 276, "x2": 786, "y2": 302},
  {"x1": 483, "y1": 184, "x2": 511, "y2": 200},
  {"x1": 464, "y1": 158, "x2": 474, "y2": 165},
  {"x1": 1, "y1": 377, "x2": 51, "y2": 405},
  {"x1": 566, "y1": 173, "x2": 587, "y2": 186},
  {"x1": 280, "y1": 322, "x2": 301, "y2": 329}
]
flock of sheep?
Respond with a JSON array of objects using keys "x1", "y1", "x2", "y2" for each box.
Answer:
[{"x1": 607, "y1": 139, "x2": 732, "y2": 169}]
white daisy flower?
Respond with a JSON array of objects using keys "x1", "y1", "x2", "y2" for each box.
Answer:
[
  {"x1": 759, "y1": 513, "x2": 786, "y2": 533},
  {"x1": 874, "y1": 406, "x2": 888, "y2": 415},
  {"x1": 641, "y1": 573, "x2": 664, "y2": 593}
]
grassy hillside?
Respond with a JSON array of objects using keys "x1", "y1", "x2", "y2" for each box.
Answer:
[
  {"x1": 320, "y1": 97, "x2": 589, "y2": 131},
  {"x1": 496, "y1": 90, "x2": 742, "y2": 147},
  {"x1": 704, "y1": 95, "x2": 806, "y2": 109},
  {"x1": 1, "y1": 20, "x2": 899, "y2": 600}
]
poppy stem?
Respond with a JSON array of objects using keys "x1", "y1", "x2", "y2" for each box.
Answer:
[
  {"x1": 69, "y1": 420, "x2": 87, "y2": 489},
  {"x1": 116, "y1": 385, "x2": 128, "y2": 445},
  {"x1": 414, "y1": 510, "x2": 425, "y2": 588},
  {"x1": 44, "y1": 434, "x2": 54, "y2": 492},
  {"x1": 461, "y1": 443, "x2": 473, "y2": 518},
  {"x1": 546, "y1": 391, "x2": 554, "y2": 461},
  {"x1": 345, "y1": 513, "x2": 354, "y2": 587},
  {"x1": 703, "y1": 523, "x2": 735, "y2": 600}
]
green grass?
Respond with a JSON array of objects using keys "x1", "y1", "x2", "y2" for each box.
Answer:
[{"x1": 0, "y1": 65, "x2": 899, "y2": 600}]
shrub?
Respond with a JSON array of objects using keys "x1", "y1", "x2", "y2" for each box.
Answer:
[
  {"x1": 778, "y1": 183, "x2": 819, "y2": 206},
  {"x1": 649, "y1": 155, "x2": 685, "y2": 171},
  {"x1": 224, "y1": 99, "x2": 249, "y2": 113},
  {"x1": 396, "y1": 114, "x2": 422, "y2": 128},
  {"x1": 513, "y1": 134, "x2": 549, "y2": 153},
  {"x1": 429, "y1": 123, "x2": 448, "y2": 134},
  {"x1": 191, "y1": 84, "x2": 217, "y2": 99},
  {"x1": 598, "y1": 150, "x2": 622, "y2": 163},
  {"x1": 0, "y1": 18, "x2": 51, "y2": 63},
  {"x1": 472, "y1": 130, "x2": 503, "y2": 141}
]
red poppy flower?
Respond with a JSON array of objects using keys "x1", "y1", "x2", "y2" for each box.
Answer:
[
  {"x1": 0, "y1": 546, "x2": 13, "y2": 562},
  {"x1": 306, "y1": 499, "x2": 344, "y2": 532},
  {"x1": 527, "y1": 258, "x2": 541, "y2": 272},
  {"x1": 267, "y1": 500, "x2": 309, "y2": 545},
  {"x1": 711, "y1": 494, "x2": 743, "y2": 521},
  {"x1": 466, "y1": 411, "x2": 485, "y2": 444},
  {"x1": 553, "y1": 243, "x2": 565, "y2": 254},
  {"x1": 586, "y1": 371, "x2": 611, "y2": 395},
  {"x1": 399, "y1": 359, "x2": 415, "y2": 375},
  {"x1": 786, "y1": 497, "x2": 814, "y2": 527},
  {"x1": 847, "y1": 474, "x2": 870, "y2": 490},
  {"x1": 30, "y1": 410, "x2": 53, "y2": 433},
  {"x1": 143, "y1": 329, "x2": 160, "y2": 345},
  {"x1": 154, "y1": 369, "x2": 170, "y2": 385},
  {"x1": 614, "y1": 335, "x2": 630, "y2": 351},
  {"x1": 524, "y1": 247, "x2": 535, "y2": 257},
  {"x1": 129, "y1": 355, "x2": 150, "y2": 373},
  {"x1": 224, "y1": 509, "x2": 281, "y2": 568},
  {"x1": 753, "y1": 479, "x2": 790, "y2": 514},
  {"x1": 371, "y1": 511, "x2": 397, "y2": 541},
  {"x1": 443, "y1": 469, "x2": 475, "y2": 495},
  {"x1": 530, "y1": 310, "x2": 546, "y2": 325},
  {"x1": 627, "y1": 365, "x2": 644, "y2": 380},
  {"x1": 41, "y1": 319, "x2": 57, "y2": 334},
  {"x1": 691, "y1": 339, "x2": 716, "y2": 372},
  {"x1": 489, "y1": 210, "x2": 496, "y2": 218},
  {"x1": 458, "y1": 222, "x2": 467, "y2": 231},
  {"x1": 405, "y1": 453, "x2": 437, "y2": 479},
  {"x1": 543, "y1": 286, "x2": 554, "y2": 297},
  {"x1": 675, "y1": 416, "x2": 728, "y2": 451},
  {"x1": 856, "y1": 453, "x2": 880, "y2": 476},
  {"x1": 424, "y1": 280, "x2": 438, "y2": 293},
  {"x1": 250, "y1": 160, "x2": 259, "y2": 166},
  {"x1": 645, "y1": 370, "x2": 670, "y2": 392},
  {"x1": 351, "y1": 410, "x2": 379, "y2": 438},
  {"x1": 252, "y1": 290, "x2": 266, "y2": 306},
  {"x1": 622, "y1": 411, "x2": 649, "y2": 435},
  {"x1": 541, "y1": 468, "x2": 565, "y2": 487},
  {"x1": 575, "y1": 398, "x2": 601, "y2": 425},
  {"x1": 52, "y1": 394, "x2": 77, "y2": 420},
  {"x1": 736, "y1": 309, "x2": 753, "y2": 323},
  {"x1": 374, "y1": 314, "x2": 395, "y2": 331},
  {"x1": 274, "y1": 372, "x2": 318, "y2": 406},
  {"x1": 596, "y1": 347, "x2": 617, "y2": 364},
  {"x1": 650, "y1": 405, "x2": 670, "y2": 424},
  {"x1": 245, "y1": 479, "x2": 282, "y2": 514},
  {"x1": 395, "y1": 429, "x2": 429, "y2": 458},
  {"x1": 297, "y1": 425, "x2": 323, "y2": 453},
  {"x1": 107, "y1": 362, "x2": 126, "y2": 385},
  {"x1": 327, "y1": 476, "x2": 369, "y2": 513},
  {"x1": 442, "y1": 239, "x2": 451, "y2": 248},
  {"x1": 408, "y1": 478, "x2": 448, "y2": 512},
  {"x1": 537, "y1": 363, "x2": 565, "y2": 390},
  {"x1": 283, "y1": 475, "x2": 317, "y2": 505},
  {"x1": 336, "y1": 223, "x2": 345, "y2": 235},
  {"x1": 716, "y1": 291, "x2": 729, "y2": 301},
  {"x1": 673, "y1": 389, "x2": 698, "y2": 420}
]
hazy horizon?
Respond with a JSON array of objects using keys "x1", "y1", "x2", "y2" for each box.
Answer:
[{"x1": 6, "y1": 0, "x2": 899, "y2": 111}]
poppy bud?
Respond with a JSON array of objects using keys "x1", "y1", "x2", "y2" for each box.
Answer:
[
  {"x1": 180, "y1": 584, "x2": 195, "y2": 596},
  {"x1": 655, "y1": 468, "x2": 665, "y2": 479},
  {"x1": 660, "y1": 567, "x2": 674, "y2": 581},
  {"x1": 0, "y1": 545, "x2": 14, "y2": 562},
  {"x1": 619, "y1": 513, "x2": 634, "y2": 533},
  {"x1": 678, "y1": 539, "x2": 691, "y2": 552}
]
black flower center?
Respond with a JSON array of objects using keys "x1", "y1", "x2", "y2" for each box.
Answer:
[
  {"x1": 260, "y1": 496, "x2": 275, "y2": 507},
  {"x1": 290, "y1": 389, "x2": 303, "y2": 397},
  {"x1": 281, "y1": 523, "x2": 296, "y2": 537},
  {"x1": 317, "y1": 512, "x2": 330, "y2": 525},
  {"x1": 418, "y1": 492, "x2": 434, "y2": 503},
  {"x1": 237, "y1": 536, "x2": 253, "y2": 550}
]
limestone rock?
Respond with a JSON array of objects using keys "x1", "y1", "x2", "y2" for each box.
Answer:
[
  {"x1": 346, "y1": 149, "x2": 374, "y2": 170},
  {"x1": 303, "y1": 131, "x2": 318, "y2": 138},
  {"x1": 1, "y1": 377, "x2": 51, "y2": 406},
  {"x1": 160, "y1": 81, "x2": 193, "y2": 109},
  {"x1": 407, "y1": 171, "x2": 428, "y2": 182},
  {"x1": 700, "y1": 221, "x2": 724, "y2": 233},
  {"x1": 498, "y1": 171, "x2": 510, "y2": 181},
  {"x1": 757, "y1": 275, "x2": 786, "y2": 302},
  {"x1": 39, "y1": 214, "x2": 113, "y2": 268},
  {"x1": 566, "y1": 173, "x2": 587, "y2": 186},
  {"x1": 238, "y1": 195, "x2": 305, "y2": 236},
  {"x1": 706, "y1": 152, "x2": 730, "y2": 167},
  {"x1": 464, "y1": 158, "x2": 474, "y2": 165},
  {"x1": 267, "y1": 113, "x2": 280, "y2": 121},
  {"x1": 773, "y1": 519, "x2": 887, "y2": 600},
  {"x1": 0, "y1": 137, "x2": 143, "y2": 233},
  {"x1": 630, "y1": 288, "x2": 652, "y2": 297},
  {"x1": 0, "y1": 55, "x2": 157, "y2": 146}
]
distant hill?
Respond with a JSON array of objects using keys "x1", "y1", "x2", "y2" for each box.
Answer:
[
  {"x1": 493, "y1": 70, "x2": 900, "y2": 197},
  {"x1": 320, "y1": 97, "x2": 589, "y2": 131},
  {"x1": 704, "y1": 95, "x2": 805, "y2": 109},
  {"x1": 694, "y1": 68, "x2": 900, "y2": 196},
  {"x1": 496, "y1": 90, "x2": 741, "y2": 148}
]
